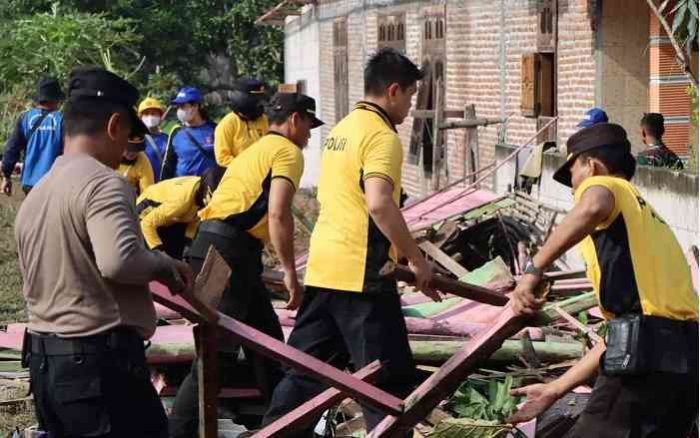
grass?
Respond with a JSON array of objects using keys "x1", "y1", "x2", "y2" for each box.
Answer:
[{"x1": 0, "y1": 190, "x2": 26, "y2": 323}]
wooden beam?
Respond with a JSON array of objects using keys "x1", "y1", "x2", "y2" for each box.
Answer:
[
  {"x1": 367, "y1": 306, "x2": 528, "y2": 437},
  {"x1": 418, "y1": 241, "x2": 469, "y2": 278},
  {"x1": 171, "y1": 293, "x2": 404, "y2": 416},
  {"x1": 438, "y1": 118, "x2": 506, "y2": 130},
  {"x1": 412, "y1": 109, "x2": 464, "y2": 119},
  {"x1": 253, "y1": 361, "x2": 382, "y2": 437},
  {"x1": 198, "y1": 325, "x2": 218, "y2": 438},
  {"x1": 381, "y1": 263, "x2": 509, "y2": 307}
]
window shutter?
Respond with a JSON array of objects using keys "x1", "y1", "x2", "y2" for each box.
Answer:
[{"x1": 521, "y1": 53, "x2": 538, "y2": 117}]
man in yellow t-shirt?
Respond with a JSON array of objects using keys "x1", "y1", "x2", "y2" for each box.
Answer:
[
  {"x1": 510, "y1": 123, "x2": 698, "y2": 436},
  {"x1": 263, "y1": 48, "x2": 438, "y2": 436},
  {"x1": 136, "y1": 165, "x2": 225, "y2": 259},
  {"x1": 169, "y1": 92, "x2": 323, "y2": 438},
  {"x1": 214, "y1": 77, "x2": 269, "y2": 166},
  {"x1": 118, "y1": 136, "x2": 154, "y2": 196}
]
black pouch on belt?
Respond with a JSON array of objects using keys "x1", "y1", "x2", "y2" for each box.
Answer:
[
  {"x1": 602, "y1": 313, "x2": 648, "y2": 376},
  {"x1": 20, "y1": 328, "x2": 31, "y2": 369}
]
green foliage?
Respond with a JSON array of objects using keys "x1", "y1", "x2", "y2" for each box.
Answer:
[
  {"x1": 659, "y1": 0, "x2": 699, "y2": 55},
  {"x1": 0, "y1": 3, "x2": 141, "y2": 147},
  {"x1": 0, "y1": 3, "x2": 141, "y2": 92},
  {"x1": 448, "y1": 376, "x2": 523, "y2": 424}
]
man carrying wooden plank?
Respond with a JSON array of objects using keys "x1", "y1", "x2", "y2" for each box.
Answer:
[
  {"x1": 510, "y1": 123, "x2": 698, "y2": 436},
  {"x1": 169, "y1": 92, "x2": 323, "y2": 437},
  {"x1": 261, "y1": 48, "x2": 439, "y2": 436}
]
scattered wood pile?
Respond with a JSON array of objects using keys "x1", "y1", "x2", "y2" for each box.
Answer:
[{"x1": 0, "y1": 189, "x2": 620, "y2": 437}]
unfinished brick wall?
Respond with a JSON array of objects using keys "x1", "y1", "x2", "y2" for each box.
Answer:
[{"x1": 309, "y1": 0, "x2": 599, "y2": 197}]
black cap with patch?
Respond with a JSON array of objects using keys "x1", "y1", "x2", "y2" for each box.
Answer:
[
  {"x1": 553, "y1": 123, "x2": 632, "y2": 187},
  {"x1": 67, "y1": 66, "x2": 148, "y2": 144},
  {"x1": 267, "y1": 92, "x2": 324, "y2": 129}
]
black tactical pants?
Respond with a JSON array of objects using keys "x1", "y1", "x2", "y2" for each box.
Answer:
[
  {"x1": 28, "y1": 328, "x2": 167, "y2": 438},
  {"x1": 169, "y1": 222, "x2": 285, "y2": 438}
]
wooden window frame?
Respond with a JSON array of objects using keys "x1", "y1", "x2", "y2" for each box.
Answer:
[
  {"x1": 378, "y1": 13, "x2": 406, "y2": 52},
  {"x1": 333, "y1": 19, "x2": 349, "y2": 122}
]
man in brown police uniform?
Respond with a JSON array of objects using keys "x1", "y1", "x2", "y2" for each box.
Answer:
[{"x1": 14, "y1": 66, "x2": 193, "y2": 438}]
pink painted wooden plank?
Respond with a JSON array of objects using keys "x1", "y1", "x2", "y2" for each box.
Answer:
[
  {"x1": 154, "y1": 288, "x2": 405, "y2": 416},
  {"x1": 402, "y1": 189, "x2": 498, "y2": 231},
  {"x1": 213, "y1": 311, "x2": 404, "y2": 416},
  {"x1": 253, "y1": 361, "x2": 382, "y2": 437},
  {"x1": 155, "y1": 302, "x2": 182, "y2": 320}
]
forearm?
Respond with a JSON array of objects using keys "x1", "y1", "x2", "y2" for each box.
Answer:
[
  {"x1": 140, "y1": 215, "x2": 164, "y2": 249},
  {"x1": 369, "y1": 201, "x2": 422, "y2": 263},
  {"x1": 1, "y1": 136, "x2": 24, "y2": 178},
  {"x1": 550, "y1": 341, "x2": 605, "y2": 396},
  {"x1": 269, "y1": 211, "x2": 296, "y2": 272},
  {"x1": 215, "y1": 143, "x2": 233, "y2": 166}
]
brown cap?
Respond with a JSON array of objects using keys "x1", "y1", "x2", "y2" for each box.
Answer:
[{"x1": 553, "y1": 123, "x2": 631, "y2": 187}]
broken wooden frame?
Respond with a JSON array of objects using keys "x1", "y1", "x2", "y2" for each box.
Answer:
[{"x1": 152, "y1": 247, "x2": 551, "y2": 437}]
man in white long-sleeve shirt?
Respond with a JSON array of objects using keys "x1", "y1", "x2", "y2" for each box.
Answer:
[{"x1": 14, "y1": 66, "x2": 193, "y2": 438}]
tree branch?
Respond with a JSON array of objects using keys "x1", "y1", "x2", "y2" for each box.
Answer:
[{"x1": 646, "y1": 0, "x2": 699, "y2": 87}]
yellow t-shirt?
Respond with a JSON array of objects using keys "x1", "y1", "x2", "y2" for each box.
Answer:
[
  {"x1": 304, "y1": 102, "x2": 403, "y2": 293},
  {"x1": 136, "y1": 176, "x2": 201, "y2": 249},
  {"x1": 575, "y1": 175, "x2": 698, "y2": 321},
  {"x1": 199, "y1": 133, "x2": 304, "y2": 242},
  {"x1": 118, "y1": 152, "x2": 154, "y2": 196},
  {"x1": 214, "y1": 112, "x2": 269, "y2": 166}
]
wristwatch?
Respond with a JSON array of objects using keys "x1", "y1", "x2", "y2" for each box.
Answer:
[{"x1": 523, "y1": 261, "x2": 544, "y2": 277}]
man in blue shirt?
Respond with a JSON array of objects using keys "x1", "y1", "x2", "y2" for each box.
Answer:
[
  {"x1": 160, "y1": 87, "x2": 217, "y2": 179},
  {"x1": 1, "y1": 77, "x2": 65, "y2": 195}
]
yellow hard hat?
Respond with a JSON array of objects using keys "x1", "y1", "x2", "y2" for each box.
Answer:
[{"x1": 137, "y1": 97, "x2": 165, "y2": 117}]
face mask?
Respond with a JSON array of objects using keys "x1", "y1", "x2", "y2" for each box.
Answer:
[
  {"x1": 177, "y1": 108, "x2": 194, "y2": 125},
  {"x1": 142, "y1": 115, "x2": 161, "y2": 129}
]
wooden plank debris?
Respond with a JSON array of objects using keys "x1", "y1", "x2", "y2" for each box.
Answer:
[
  {"x1": 253, "y1": 361, "x2": 382, "y2": 437},
  {"x1": 381, "y1": 262, "x2": 509, "y2": 306},
  {"x1": 418, "y1": 241, "x2": 469, "y2": 278}
]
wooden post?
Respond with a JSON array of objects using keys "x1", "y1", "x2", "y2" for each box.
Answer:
[
  {"x1": 431, "y1": 77, "x2": 444, "y2": 191},
  {"x1": 463, "y1": 104, "x2": 478, "y2": 185},
  {"x1": 198, "y1": 325, "x2": 218, "y2": 438}
]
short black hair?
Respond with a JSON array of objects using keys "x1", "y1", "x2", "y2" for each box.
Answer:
[
  {"x1": 578, "y1": 145, "x2": 636, "y2": 181},
  {"x1": 364, "y1": 48, "x2": 423, "y2": 96},
  {"x1": 641, "y1": 112, "x2": 665, "y2": 139},
  {"x1": 266, "y1": 107, "x2": 311, "y2": 126},
  {"x1": 63, "y1": 97, "x2": 131, "y2": 137}
]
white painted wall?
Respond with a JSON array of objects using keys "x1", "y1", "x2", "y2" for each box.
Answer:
[
  {"x1": 493, "y1": 144, "x2": 699, "y2": 268},
  {"x1": 285, "y1": 11, "x2": 322, "y2": 188}
]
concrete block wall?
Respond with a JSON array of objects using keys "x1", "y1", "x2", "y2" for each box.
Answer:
[
  {"x1": 493, "y1": 144, "x2": 699, "y2": 267},
  {"x1": 600, "y1": 0, "x2": 649, "y2": 151}
]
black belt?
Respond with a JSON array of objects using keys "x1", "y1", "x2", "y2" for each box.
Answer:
[
  {"x1": 27, "y1": 327, "x2": 144, "y2": 357},
  {"x1": 198, "y1": 219, "x2": 244, "y2": 239}
]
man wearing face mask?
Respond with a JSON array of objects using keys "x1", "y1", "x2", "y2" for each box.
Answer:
[
  {"x1": 169, "y1": 92, "x2": 323, "y2": 438},
  {"x1": 14, "y1": 66, "x2": 194, "y2": 437},
  {"x1": 138, "y1": 97, "x2": 168, "y2": 181},
  {"x1": 160, "y1": 87, "x2": 217, "y2": 180},
  {"x1": 214, "y1": 77, "x2": 269, "y2": 166}
]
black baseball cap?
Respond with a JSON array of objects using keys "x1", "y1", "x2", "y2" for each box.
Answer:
[
  {"x1": 234, "y1": 77, "x2": 266, "y2": 95},
  {"x1": 553, "y1": 123, "x2": 632, "y2": 187},
  {"x1": 267, "y1": 92, "x2": 324, "y2": 129},
  {"x1": 34, "y1": 77, "x2": 65, "y2": 103},
  {"x1": 66, "y1": 66, "x2": 148, "y2": 143}
]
